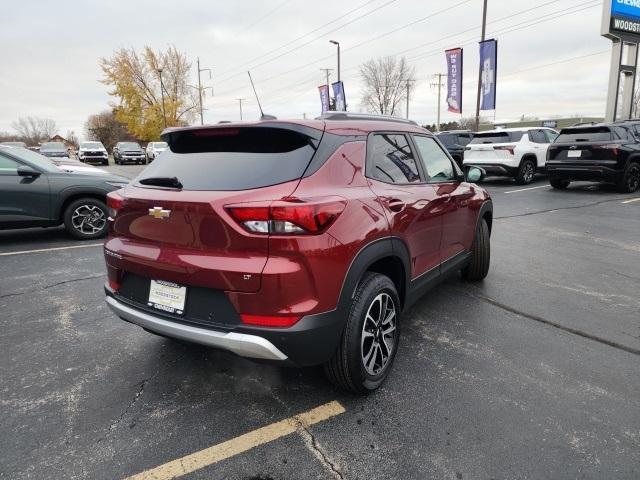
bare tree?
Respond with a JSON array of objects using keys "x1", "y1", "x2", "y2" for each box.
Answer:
[
  {"x1": 66, "y1": 131, "x2": 79, "y2": 149},
  {"x1": 11, "y1": 117, "x2": 57, "y2": 146},
  {"x1": 85, "y1": 110, "x2": 130, "y2": 152},
  {"x1": 359, "y1": 56, "x2": 415, "y2": 116}
]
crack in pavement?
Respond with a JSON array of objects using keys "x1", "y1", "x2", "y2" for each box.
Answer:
[
  {"x1": 0, "y1": 273, "x2": 105, "y2": 299},
  {"x1": 459, "y1": 287, "x2": 640, "y2": 357},
  {"x1": 495, "y1": 197, "x2": 631, "y2": 220}
]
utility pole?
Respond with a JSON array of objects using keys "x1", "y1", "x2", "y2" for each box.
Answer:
[
  {"x1": 329, "y1": 40, "x2": 341, "y2": 82},
  {"x1": 475, "y1": 0, "x2": 488, "y2": 132},
  {"x1": 320, "y1": 68, "x2": 333, "y2": 110},
  {"x1": 236, "y1": 98, "x2": 245, "y2": 120},
  {"x1": 157, "y1": 68, "x2": 167, "y2": 128},
  {"x1": 197, "y1": 57, "x2": 212, "y2": 126},
  {"x1": 405, "y1": 79, "x2": 415, "y2": 120}
]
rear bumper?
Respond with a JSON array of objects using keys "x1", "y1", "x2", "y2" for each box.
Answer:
[
  {"x1": 105, "y1": 286, "x2": 345, "y2": 367},
  {"x1": 463, "y1": 162, "x2": 518, "y2": 176},
  {"x1": 546, "y1": 163, "x2": 623, "y2": 182}
]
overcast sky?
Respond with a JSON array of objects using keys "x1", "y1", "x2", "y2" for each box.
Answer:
[{"x1": 1, "y1": 0, "x2": 611, "y2": 138}]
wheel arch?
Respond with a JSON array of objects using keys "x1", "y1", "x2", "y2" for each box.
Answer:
[{"x1": 56, "y1": 189, "x2": 108, "y2": 221}]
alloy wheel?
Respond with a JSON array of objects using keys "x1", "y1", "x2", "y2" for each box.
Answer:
[
  {"x1": 523, "y1": 163, "x2": 534, "y2": 182},
  {"x1": 628, "y1": 164, "x2": 640, "y2": 192},
  {"x1": 71, "y1": 205, "x2": 106, "y2": 235},
  {"x1": 361, "y1": 292, "x2": 397, "y2": 376}
]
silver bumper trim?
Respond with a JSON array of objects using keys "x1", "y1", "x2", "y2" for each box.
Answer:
[{"x1": 106, "y1": 296, "x2": 288, "y2": 361}]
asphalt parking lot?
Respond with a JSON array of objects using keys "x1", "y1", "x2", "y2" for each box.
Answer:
[{"x1": 1, "y1": 164, "x2": 639, "y2": 480}]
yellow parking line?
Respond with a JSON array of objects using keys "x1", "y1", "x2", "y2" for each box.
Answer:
[
  {"x1": 0, "y1": 243, "x2": 103, "y2": 257},
  {"x1": 621, "y1": 197, "x2": 640, "y2": 204},
  {"x1": 125, "y1": 400, "x2": 346, "y2": 480}
]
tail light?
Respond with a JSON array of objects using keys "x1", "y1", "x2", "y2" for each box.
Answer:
[
  {"x1": 594, "y1": 144, "x2": 621, "y2": 155},
  {"x1": 240, "y1": 314, "x2": 301, "y2": 328},
  {"x1": 105, "y1": 264, "x2": 122, "y2": 292},
  {"x1": 107, "y1": 191, "x2": 126, "y2": 219},
  {"x1": 226, "y1": 198, "x2": 346, "y2": 235},
  {"x1": 493, "y1": 145, "x2": 516, "y2": 155}
]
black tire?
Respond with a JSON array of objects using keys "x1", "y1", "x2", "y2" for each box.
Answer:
[
  {"x1": 102, "y1": 159, "x2": 108, "y2": 166},
  {"x1": 515, "y1": 158, "x2": 536, "y2": 185},
  {"x1": 550, "y1": 178, "x2": 570, "y2": 189},
  {"x1": 324, "y1": 272, "x2": 401, "y2": 394},
  {"x1": 617, "y1": 161, "x2": 640, "y2": 193},
  {"x1": 62, "y1": 198, "x2": 108, "y2": 240},
  {"x1": 461, "y1": 218, "x2": 490, "y2": 281}
]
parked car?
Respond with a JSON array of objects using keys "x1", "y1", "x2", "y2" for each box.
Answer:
[
  {"x1": 113, "y1": 142, "x2": 146, "y2": 165},
  {"x1": 435, "y1": 130, "x2": 473, "y2": 167},
  {"x1": 145, "y1": 141, "x2": 168, "y2": 162},
  {"x1": 0, "y1": 141, "x2": 27, "y2": 148},
  {"x1": 546, "y1": 123, "x2": 640, "y2": 193},
  {"x1": 0, "y1": 145, "x2": 129, "y2": 239},
  {"x1": 39, "y1": 142, "x2": 70, "y2": 159},
  {"x1": 103, "y1": 113, "x2": 493, "y2": 393},
  {"x1": 463, "y1": 127, "x2": 558, "y2": 184},
  {"x1": 78, "y1": 141, "x2": 109, "y2": 165}
]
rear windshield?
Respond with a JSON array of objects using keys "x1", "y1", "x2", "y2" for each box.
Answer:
[
  {"x1": 40, "y1": 142, "x2": 66, "y2": 151},
  {"x1": 556, "y1": 127, "x2": 612, "y2": 143},
  {"x1": 137, "y1": 127, "x2": 318, "y2": 191},
  {"x1": 470, "y1": 131, "x2": 523, "y2": 144}
]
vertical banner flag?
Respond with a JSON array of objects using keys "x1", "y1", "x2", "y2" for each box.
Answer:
[
  {"x1": 445, "y1": 48, "x2": 463, "y2": 113},
  {"x1": 332, "y1": 81, "x2": 347, "y2": 111},
  {"x1": 318, "y1": 84, "x2": 330, "y2": 113},
  {"x1": 479, "y1": 39, "x2": 498, "y2": 111}
]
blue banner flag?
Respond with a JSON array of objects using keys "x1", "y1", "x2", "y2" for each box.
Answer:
[
  {"x1": 332, "y1": 81, "x2": 347, "y2": 111},
  {"x1": 479, "y1": 39, "x2": 497, "y2": 111},
  {"x1": 318, "y1": 84, "x2": 330, "y2": 113},
  {"x1": 445, "y1": 48, "x2": 463, "y2": 113}
]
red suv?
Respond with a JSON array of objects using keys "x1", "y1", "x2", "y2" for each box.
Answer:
[{"x1": 104, "y1": 114, "x2": 493, "y2": 393}]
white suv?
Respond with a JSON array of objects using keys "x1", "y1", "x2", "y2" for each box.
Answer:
[
  {"x1": 463, "y1": 128, "x2": 558, "y2": 184},
  {"x1": 78, "y1": 141, "x2": 109, "y2": 166},
  {"x1": 145, "y1": 141, "x2": 168, "y2": 162}
]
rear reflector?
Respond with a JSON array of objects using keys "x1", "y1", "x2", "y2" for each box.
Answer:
[
  {"x1": 106, "y1": 191, "x2": 126, "y2": 219},
  {"x1": 240, "y1": 314, "x2": 301, "y2": 328}
]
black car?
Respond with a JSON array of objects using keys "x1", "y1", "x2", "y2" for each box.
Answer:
[
  {"x1": 0, "y1": 145, "x2": 129, "y2": 239},
  {"x1": 39, "y1": 142, "x2": 70, "y2": 159},
  {"x1": 435, "y1": 130, "x2": 473, "y2": 166},
  {"x1": 113, "y1": 142, "x2": 146, "y2": 165},
  {"x1": 546, "y1": 123, "x2": 640, "y2": 193}
]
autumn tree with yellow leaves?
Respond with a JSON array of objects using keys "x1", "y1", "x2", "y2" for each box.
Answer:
[{"x1": 100, "y1": 46, "x2": 198, "y2": 140}]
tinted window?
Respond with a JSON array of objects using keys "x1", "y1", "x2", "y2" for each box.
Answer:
[
  {"x1": 613, "y1": 126, "x2": 631, "y2": 140},
  {"x1": 556, "y1": 128, "x2": 612, "y2": 142},
  {"x1": 458, "y1": 134, "x2": 472, "y2": 146},
  {"x1": 470, "y1": 131, "x2": 523, "y2": 144},
  {"x1": 81, "y1": 142, "x2": 103, "y2": 149},
  {"x1": 120, "y1": 142, "x2": 141, "y2": 149},
  {"x1": 529, "y1": 130, "x2": 547, "y2": 144},
  {"x1": 436, "y1": 134, "x2": 456, "y2": 147},
  {"x1": 137, "y1": 127, "x2": 318, "y2": 191},
  {"x1": 543, "y1": 130, "x2": 558, "y2": 143},
  {"x1": 0, "y1": 154, "x2": 19, "y2": 174},
  {"x1": 0, "y1": 147, "x2": 59, "y2": 172},
  {"x1": 413, "y1": 136, "x2": 455, "y2": 183},
  {"x1": 368, "y1": 134, "x2": 421, "y2": 184}
]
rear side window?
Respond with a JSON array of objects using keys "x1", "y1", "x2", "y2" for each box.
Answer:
[
  {"x1": 137, "y1": 127, "x2": 318, "y2": 191},
  {"x1": 470, "y1": 131, "x2": 523, "y2": 144},
  {"x1": 368, "y1": 134, "x2": 422, "y2": 184},
  {"x1": 556, "y1": 128, "x2": 612, "y2": 143},
  {"x1": 528, "y1": 130, "x2": 547, "y2": 144},
  {"x1": 436, "y1": 134, "x2": 456, "y2": 147}
]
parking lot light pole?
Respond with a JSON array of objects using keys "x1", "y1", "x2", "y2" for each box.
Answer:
[
  {"x1": 157, "y1": 68, "x2": 167, "y2": 128},
  {"x1": 475, "y1": 0, "x2": 488, "y2": 132},
  {"x1": 236, "y1": 98, "x2": 245, "y2": 120},
  {"x1": 329, "y1": 40, "x2": 340, "y2": 82}
]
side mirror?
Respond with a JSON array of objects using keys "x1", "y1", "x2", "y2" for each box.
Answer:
[
  {"x1": 464, "y1": 166, "x2": 485, "y2": 183},
  {"x1": 17, "y1": 165, "x2": 41, "y2": 177}
]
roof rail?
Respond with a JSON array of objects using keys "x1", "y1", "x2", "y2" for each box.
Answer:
[{"x1": 316, "y1": 112, "x2": 419, "y2": 126}]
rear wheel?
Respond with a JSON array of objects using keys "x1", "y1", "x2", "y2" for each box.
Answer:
[
  {"x1": 63, "y1": 198, "x2": 108, "y2": 240},
  {"x1": 324, "y1": 272, "x2": 400, "y2": 394},
  {"x1": 515, "y1": 158, "x2": 536, "y2": 185},
  {"x1": 462, "y1": 218, "x2": 490, "y2": 281},
  {"x1": 550, "y1": 178, "x2": 570, "y2": 189},
  {"x1": 617, "y1": 161, "x2": 640, "y2": 193}
]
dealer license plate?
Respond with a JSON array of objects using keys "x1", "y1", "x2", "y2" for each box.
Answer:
[
  {"x1": 567, "y1": 150, "x2": 582, "y2": 158},
  {"x1": 148, "y1": 280, "x2": 187, "y2": 315}
]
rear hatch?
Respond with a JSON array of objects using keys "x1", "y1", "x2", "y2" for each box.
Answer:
[
  {"x1": 106, "y1": 124, "x2": 324, "y2": 294},
  {"x1": 466, "y1": 131, "x2": 524, "y2": 161},
  {"x1": 548, "y1": 126, "x2": 621, "y2": 162}
]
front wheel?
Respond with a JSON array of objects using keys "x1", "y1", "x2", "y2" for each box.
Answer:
[
  {"x1": 617, "y1": 161, "x2": 640, "y2": 193},
  {"x1": 324, "y1": 273, "x2": 400, "y2": 394},
  {"x1": 63, "y1": 198, "x2": 108, "y2": 240},
  {"x1": 462, "y1": 218, "x2": 490, "y2": 281},
  {"x1": 515, "y1": 159, "x2": 536, "y2": 185}
]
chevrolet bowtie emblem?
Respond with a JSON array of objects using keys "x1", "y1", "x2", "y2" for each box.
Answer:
[{"x1": 148, "y1": 207, "x2": 171, "y2": 219}]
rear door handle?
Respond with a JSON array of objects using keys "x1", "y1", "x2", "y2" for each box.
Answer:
[{"x1": 387, "y1": 198, "x2": 405, "y2": 212}]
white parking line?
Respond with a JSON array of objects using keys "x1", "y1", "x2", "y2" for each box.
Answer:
[
  {"x1": 125, "y1": 400, "x2": 346, "y2": 480},
  {"x1": 621, "y1": 197, "x2": 640, "y2": 204},
  {"x1": 504, "y1": 185, "x2": 549, "y2": 194},
  {"x1": 0, "y1": 243, "x2": 103, "y2": 257}
]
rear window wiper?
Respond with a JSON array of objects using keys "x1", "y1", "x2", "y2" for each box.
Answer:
[{"x1": 139, "y1": 176, "x2": 183, "y2": 189}]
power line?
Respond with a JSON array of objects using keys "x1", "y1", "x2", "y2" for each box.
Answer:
[{"x1": 242, "y1": 0, "x2": 293, "y2": 31}]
